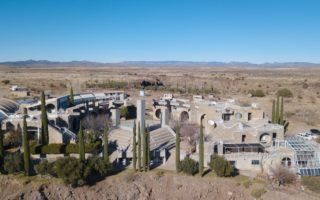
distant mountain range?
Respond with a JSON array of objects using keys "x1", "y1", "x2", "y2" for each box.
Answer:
[{"x1": 0, "y1": 59, "x2": 319, "y2": 68}]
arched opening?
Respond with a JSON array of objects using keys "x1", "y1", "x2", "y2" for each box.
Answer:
[
  {"x1": 180, "y1": 111, "x2": 189, "y2": 122},
  {"x1": 281, "y1": 157, "x2": 291, "y2": 167},
  {"x1": 235, "y1": 112, "x2": 242, "y2": 119},
  {"x1": 155, "y1": 109, "x2": 161, "y2": 119},
  {"x1": 46, "y1": 104, "x2": 56, "y2": 113},
  {"x1": 260, "y1": 133, "x2": 271, "y2": 144}
]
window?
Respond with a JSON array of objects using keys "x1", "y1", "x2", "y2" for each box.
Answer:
[
  {"x1": 242, "y1": 135, "x2": 246, "y2": 142},
  {"x1": 222, "y1": 113, "x2": 231, "y2": 121},
  {"x1": 272, "y1": 133, "x2": 277, "y2": 139},
  {"x1": 248, "y1": 113, "x2": 252, "y2": 121},
  {"x1": 251, "y1": 160, "x2": 260, "y2": 165},
  {"x1": 281, "y1": 157, "x2": 291, "y2": 167}
]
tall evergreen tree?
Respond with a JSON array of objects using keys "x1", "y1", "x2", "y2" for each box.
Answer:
[
  {"x1": 275, "y1": 95, "x2": 280, "y2": 123},
  {"x1": 78, "y1": 122, "x2": 85, "y2": 162},
  {"x1": 103, "y1": 122, "x2": 109, "y2": 163},
  {"x1": 137, "y1": 122, "x2": 141, "y2": 171},
  {"x1": 132, "y1": 120, "x2": 137, "y2": 171},
  {"x1": 271, "y1": 100, "x2": 276, "y2": 123},
  {"x1": 142, "y1": 125, "x2": 146, "y2": 172},
  {"x1": 146, "y1": 129, "x2": 150, "y2": 171},
  {"x1": 199, "y1": 121, "x2": 204, "y2": 176},
  {"x1": 69, "y1": 86, "x2": 75, "y2": 106},
  {"x1": 22, "y1": 108, "x2": 31, "y2": 176},
  {"x1": 175, "y1": 124, "x2": 181, "y2": 173},
  {"x1": 279, "y1": 96, "x2": 284, "y2": 124},
  {"x1": 0, "y1": 120, "x2": 4, "y2": 171},
  {"x1": 40, "y1": 91, "x2": 49, "y2": 144}
]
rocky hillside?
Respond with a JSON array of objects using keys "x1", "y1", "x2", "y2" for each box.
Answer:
[{"x1": 0, "y1": 170, "x2": 319, "y2": 200}]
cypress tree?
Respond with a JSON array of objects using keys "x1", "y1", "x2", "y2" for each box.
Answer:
[
  {"x1": 271, "y1": 100, "x2": 276, "y2": 123},
  {"x1": 175, "y1": 124, "x2": 180, "y2": 173},
  {"x1": 279, "y1": 96, "x2": 284, "y2": 125},
  {"x1": 40, "y1": 91, "x2": 49, "y2": 144},
  {"x1": 78, "y1": 122, "x2": 85, "y2": 162},
  {"x1": 69, "y1": 86, "x2": 74, "y2": 106},
  {"x1": 146, "y1": 130, "x2": 150, "y2": 171},
  {"x1": 137, "y1": 122, "x2": 141, "y2": 171},
  {"x1": 103, "y1": 122, "x2": 109, "y2": 163},
  {"x1": 199, "y1": 121, "x2": 204, "y2": 176},
  {"x1": 275, "y1": 95, "x2": 280, "y2": 124},
  {"x1": 132, "y1": 120, "x2": 137, "y2": 171},
  {"x1": 142, "y1": 125, "x2": 146, "y2": 172},
  {"x1": 22, "y1": 108, "x2": 31, "y2": 176},
  {"x1": 0, "y1": 120, "x2": 4, "y2": 171}
]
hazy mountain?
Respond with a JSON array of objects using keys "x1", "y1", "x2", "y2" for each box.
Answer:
[{"x1": 0, "y1": 60, "x2": 319, "y2": 68}]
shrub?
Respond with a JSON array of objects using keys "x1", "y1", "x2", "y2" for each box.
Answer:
[
  {"x1": 209, "y1": 155, "x2": 234, "y2": 177},
  {"x1": 53, "y1": 157, "x2": 87, "y2": 187},
  {"x1": 30, "y1": 140, "x2": 102, "y2": 154},
  {"x1": 270, "y1": 165, "x2": 297, "y2": 186},
  {"x1": 178, "y1": 157, "x2": 198, "y2": 175},
  {"x1": 2, "y1": 80, "x2": 10, "y2": 85},
  {"x1": 4, "y1": 152, "x2": 23, "y2": 174},
  {"x1": 35, "y1": 160, "x2": 55, "y2": 175},
  {"x1": 120, "y1": 106, "x2": 128, "y2": 118},
  {"x1": 85, "y1": 156, "x2": 110, "y2": 177},
  {"x1": 249, "y1": 90, "x2": 265, "y2": 97},
  {"x1": 276, "y1": 88, "x2": 293, "y2": 98},
  {"x1": 251, "y1": 188, "x2": 266, "y2": 199}
]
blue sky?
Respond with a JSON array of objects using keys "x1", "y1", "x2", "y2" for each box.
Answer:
[{"x1": 0, "y1": 0, "x2": 319, "y2": 63}]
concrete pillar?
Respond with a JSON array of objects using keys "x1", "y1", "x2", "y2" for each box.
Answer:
[
  {"x1": 137, "y1": 99, "x2": 145, "y2": 135},
  {"x1": 161, "y1": 107, "x2": 169, "y2": 127},
  {"x1": 111, "y1": 108, "x2": 120, "y2": 127},
  {"x1": 218, "y1": 141, "x2": 224, "y2": 155},
  {"x1": 108, "y1": 100, "x2": 114, "y2": 109}
]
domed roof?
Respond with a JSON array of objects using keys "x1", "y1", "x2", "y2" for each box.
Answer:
[{"x1": 0, "y1": 98, "x2": 19, "y2": 114}]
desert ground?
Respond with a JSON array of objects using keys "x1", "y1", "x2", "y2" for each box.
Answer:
[
  {"x1": 1, "y1": 66, "x2": 319, "y2": 134},
  {"x1": 1, "y1": 169, "x2": 319, "y2": 200}
]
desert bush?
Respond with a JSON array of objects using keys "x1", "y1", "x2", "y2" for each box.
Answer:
[
  {"x1": 276, "y1": 88, "x2": 293, "y2": 98},
  {"x1": 243, "y1": 179, "x2": 252, "y2": 188},
  {"x1": 30, "y1": 140, "x2": 102, "y2": 154},
  {"x1": 53, "y1": 157, "x2": 87, "y2": 187},
  {"x1": 2, "y1": 80, "x2": 10, "y2": 85},
  {"x1": 84, "y1": 156, "x2": 110, "y2": 177},
  {"x1": 209, "y1": 155, "x2": 234, "y2": 177},
  {"x1": 251, "y1": 188, "x2": 266, "y2": 199},
  {"x1": 4, "y1": 152, "x2": 23, "y2": 174},
  {"x1": 249, "y1": 89, "x2": 265, "y2": 97},
  {"x1": 35, "y1": 160, "x2": 55, "y2": 175},
  {"x1": 270, "y1": 165, "x2": 297, "y2": 186},
  {"x1": 178, "y1": 157, "x2": 198, "y2": 175},
  {"x1": 302, "y1": 176, "x2": 320, "y2": 193}
]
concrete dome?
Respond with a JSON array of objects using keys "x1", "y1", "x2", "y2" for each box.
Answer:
[{"x1": 0, "y1": 98, "x2": 19, "y2": 114}]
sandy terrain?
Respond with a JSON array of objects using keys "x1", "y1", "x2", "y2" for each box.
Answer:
[{"x1": 1, "y1": 66, "x2": 319, "y2": 134}]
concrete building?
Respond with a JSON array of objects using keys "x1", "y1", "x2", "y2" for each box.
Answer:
[
  {"x1": 153, "y1": 94, "x2": 320, "y2": 176},
  {"x1": 1, "y1": 91, "x2": 128, "y2": 144}
]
